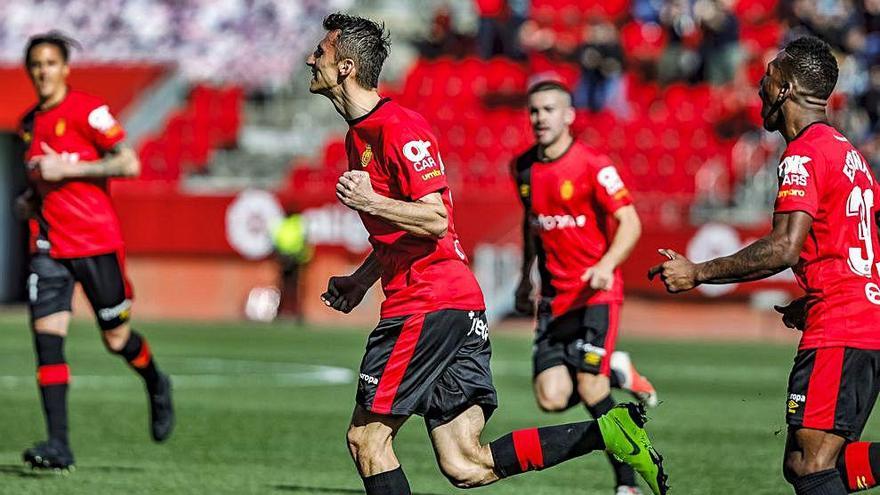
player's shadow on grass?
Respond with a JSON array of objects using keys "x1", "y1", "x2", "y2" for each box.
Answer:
[
  {"x1": 273, "y1": 484, "x2": 448, "y2": 495},
  {"x1": 0, "y1": 463, "x2": 146, "y2": 478}
]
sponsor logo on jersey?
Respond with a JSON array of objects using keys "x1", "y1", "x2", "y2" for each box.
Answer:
[
  {"x1": 403, "y1": 139, "x2": 439, "y2": 172},
  {"x1": 360, "y1": 144, "x2": 373, "y2": 168},
  {"x1": 560, "y1": 180, "x2": 574, "y2": 200},
  {"x1": 535, "y1": 214, "x2": 587, "y2": 231},
  {"x1": 787, "y1": 400, "x2": 799, "y2": 414},
  {"x1": 778, "y1": 155, "x2": 811, "y2": 187},
  {"x1": 359, "y1": 373, "x2": 379, "y2": 385},
  {"x1": 788, "y1": 393, "x2": 805, "y2": 414},
  {"x1": 21, "y1": 131, "x2": 32, "y2": 144},
  {"x1": 520, "y1": 183, "x2": 530, "y2": 198},
  {"x1": 55, "y1": 119, "x2": 66, "y2": 137},
  {"x1": 844, "y1": 150, "x2": 874, "y2": 184},
  {"x1": 778, "y1": 189, "x2": 806, "y2": 199},
  {"x1": 421, "y1": 169, "x2": 442, "y2": 181},
  {"x1": 597, "y1": 166, "x2": 625, "y2": 195}
]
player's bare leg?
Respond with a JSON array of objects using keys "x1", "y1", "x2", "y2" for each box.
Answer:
[
  {"x1": 24, "y1": 311, "x2": 75, "y2": 471},
  {"x1": 347, "y1": 405, "x2": 411, "y2": 494},
  {"x1": 579, "y1": 372, "x2": 641, "y2": 494},
  {"x1": 784, "y1": 427, "x2": 848, "y2": 494},
  {"x1": 102, "y1": 322, "x2": 174, "y2": 442},
  {"x1": 429, "y1": 405, "x2": 498, "y2": 487},
  {"x1": 533, "y1": 365, "x2": 575, "y2": 412}
]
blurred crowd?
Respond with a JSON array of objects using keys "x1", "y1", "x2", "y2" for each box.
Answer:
[
  {"x1": 0, "y1": 0, "x2": 348, "y2": 89},
  {"x1": 415, "y1": 0, "x2": 880, "y2": 167}
]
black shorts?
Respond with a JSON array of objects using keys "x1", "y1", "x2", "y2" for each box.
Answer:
[
  {"x1": 356, "y1": 309, "x2": 497, "y2": 430},
  {"x1": 533, "y1": 301, "x2": 620, "y2": 378},
  {"x1": 786, "y1": 347, "x2": 880, "y2": 440},
  {"x1": 28, "y1": 252, "x2": 133, "y2": 330}
]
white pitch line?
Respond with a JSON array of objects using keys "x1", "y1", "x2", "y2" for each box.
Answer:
[{"x1": 0, "y1": 359, "x2": 354, "y2": 389}]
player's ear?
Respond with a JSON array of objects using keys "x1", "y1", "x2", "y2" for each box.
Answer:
[
  {"x1": 563, "y1": 106, "x2": 576, "y2": 126},
  {"x1": 338, "y1": 58, "x2": 355, "y2": 78},
  {"x1": 62, "y1": 63, "x2": 70, "y2": 79}
]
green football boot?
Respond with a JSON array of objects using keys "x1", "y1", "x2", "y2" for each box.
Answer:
[{"x1": 598, "y1": 403, "x2": 669, "y2": 495}]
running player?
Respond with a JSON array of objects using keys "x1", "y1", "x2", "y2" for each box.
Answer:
[
  {"x1": 650, "y1": 36, "x2": 880, "y2": 494},
  {"x1": 17, "y1": 32, "x2": 173, "y2": 471},
  {"x1": 309, "y1": 13, "x2": 667, "y2": 495},
  {"x1": 512, "y1": 76, "x2": 657, "y2": 495}
]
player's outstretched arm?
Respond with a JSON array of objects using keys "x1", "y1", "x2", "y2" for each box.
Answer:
[
  {"x1": 649, "y1": 211, "x2": 812, "y2": 292},
  {"x1": 320, "y1": 251, "x2": 381, "y2": 313},
  {"x1": 583, "y1": 205, "x2": 642, "y2": 290},
  {"x1": 32, "y1": 143, "x2": 140, "y2": 181},
  {"x1": 336, "y1": 170, "x2": 448, "y2": 239}
]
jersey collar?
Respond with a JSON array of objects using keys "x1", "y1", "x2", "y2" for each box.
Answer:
[{"x1": 347, "y1": 97, "x2": 391, "y2": 127}]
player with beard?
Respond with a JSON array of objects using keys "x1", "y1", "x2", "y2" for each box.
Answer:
[{"x1": 651, "y1": 36, "x2": 880, "y2": 494}]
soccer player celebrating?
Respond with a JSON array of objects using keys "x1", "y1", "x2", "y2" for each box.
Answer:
[
  {"x1": 17, "y1": 32, "x2": 173, "y2": 471},
  {"x1": 650, "y1": 36, "x2": 880, "y2": 494},
  {"x1": 512, "y1": 77, "x2": 657, "y2": 495},
  {"x1": 310, "y1": 13, "x2": 667, "y2": 495}
]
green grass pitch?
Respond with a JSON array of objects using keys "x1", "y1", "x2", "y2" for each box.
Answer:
[{"x1": 0, "y1": 312, "x2": 875, "y2": 494}]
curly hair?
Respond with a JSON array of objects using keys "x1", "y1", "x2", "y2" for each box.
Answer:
[{"x1": 779, "y1": 35, "x2": 839, "y2": 100}]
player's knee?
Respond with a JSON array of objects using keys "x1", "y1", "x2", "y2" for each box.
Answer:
[
  {"x1": 535, "y1": 392, "x2": 570, "y2": 412},
  {"x1": 101, "y1": 325, "x2": 130, "y2": 353},
  {"x1": 534, "y1": 382, "x2": 573, "y2": 412},
  {"x1": 577, "y1": 373, "x2": 610, "y2": 405},
  {"x1": 346, "y1": 426, "x2": 388, "y2": 465},
  {"x1": 784, "y1": 451, "x2": 837, "y2": 481},
  {"x1": 437, "y1": 452, "x2": 492, "y2": 489}
]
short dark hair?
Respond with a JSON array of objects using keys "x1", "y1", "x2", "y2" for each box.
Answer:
[
  {"x1": 24, "y1": 31, "x2": 80, "y2": 65},
  {"x1": 323, "y1": 13, "x2": 390, "y2": 89},
  {"x1": 527, "y1": 81, "x2": 571, "y2": 98},
  {"x1": 779, "y1": 35, "x2": 838, "y2": 100}
]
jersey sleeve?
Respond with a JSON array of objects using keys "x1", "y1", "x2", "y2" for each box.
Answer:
[
  {"x1": 384, "y1": 126, "x2": 448, "y2": 200},
  {"x1": 774, "y1": 147, "x2": 821, "y2": 218},
  {"x1": 590, "y1": 163, "x2": 633, "y2": 214},
  {"x1": 83, "y1": 101, "x2": 126, "y2": 153}
]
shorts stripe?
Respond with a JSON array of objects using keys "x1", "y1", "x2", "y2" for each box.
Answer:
[
  {"x1": 803, "y1": 347, "x2": 845, "y2": 431},
  {"x1": 599, "y1": 304, "x2": 620, "y2": 377},
  {"x1": 512, "y1": 428, "x2": 544, "y2": 471},
  {"x1": 372, "y1": 313, "x2": 426, "y2": 415}
]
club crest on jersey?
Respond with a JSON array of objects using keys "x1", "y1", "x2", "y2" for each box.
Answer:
[
  {"x1": 560, "y1": 180, "x2": 574, "y2": 200},
  {"x1": 21, "y1": 131, "x2": 32, "y2": 144},
  {"x1": 360, "y1": 145, "x2": 373, "y2": 168},
  {"x1": 520, "y1": 184, "x2": 530, "y2": 198},
  {"x1": 778, "y1": 155, "x2": 811, "y2": 187},
  {"x1": 55, "y1": 119, "x2": 66, "y2": 137}
]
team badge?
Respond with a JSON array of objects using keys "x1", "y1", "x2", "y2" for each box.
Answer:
[
  {"x1": 55, "y1": 119, "x2": 66, "y2": 137},
  {"x1": 21, "y1": 131, "x2": 32, "y2": 144},
  {"x1": 520, "y1": 184, "x2": 530, "y2": 197},
  {"x1": 360, "y1": 144, "x2": 373, "y2": 168},
  {"x1": 560, "y1": 180, "x2": 574, "y2": 200}
]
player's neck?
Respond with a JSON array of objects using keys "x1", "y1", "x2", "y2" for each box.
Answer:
[
  {"x1": 333, "y1": 85, "x2": 382, "y2": 122},
  {"x1": 39, "y1": 85, "x2": 68, "y2": 111},
  {"x1": 539, "y1": 134, "x2": 574, "y2": 161},
  {"x1": 782, "y1": 110, "x2": 828, "y2": 143}
]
